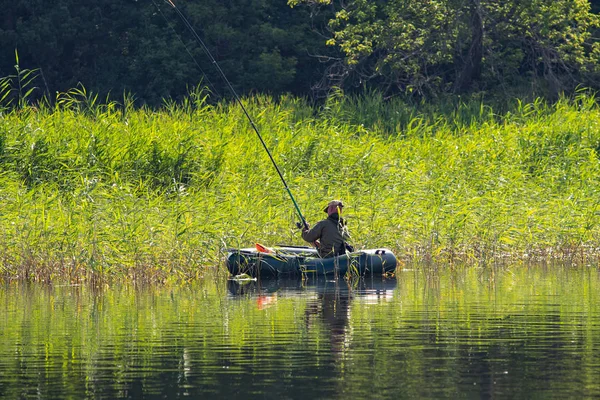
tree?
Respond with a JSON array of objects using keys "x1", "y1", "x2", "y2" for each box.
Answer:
[
  {"x1": 0, "y1": 0, "x2": 331, "y2": 105},
  {"x1": 290, "y1": 0, "x2": 600, "y2": 98}
]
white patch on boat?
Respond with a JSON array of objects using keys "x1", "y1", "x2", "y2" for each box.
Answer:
[{"x1": 230, "y1": 273, "x2": 257, "y2": 281}]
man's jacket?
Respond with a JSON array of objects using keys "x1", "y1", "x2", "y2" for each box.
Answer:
[{"x1": 301, "y1": 214, "x2": 350, "y2": 258}]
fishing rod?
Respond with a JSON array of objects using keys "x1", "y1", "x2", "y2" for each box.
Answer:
[{"x1": 160, "y1": 0, "x2": 310, "y2": 230}]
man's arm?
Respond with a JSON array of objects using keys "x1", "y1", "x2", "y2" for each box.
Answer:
[{"x1": 302, "y1": 221, "x2": 323, "y2": 243}]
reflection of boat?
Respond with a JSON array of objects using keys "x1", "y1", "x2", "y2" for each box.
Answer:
[
  {"x1": 227, "y1": 275, "x2": 397, "y2": 298},
  {"x1": 228, "y1": 276, "x2": 397, "y2": 356},
  {"x1": 226, "y1": 245, "x2": 396, "y2": 278}
]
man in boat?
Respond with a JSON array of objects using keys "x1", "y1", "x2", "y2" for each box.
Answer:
[{"x1": 301, "y1": 200, "x2": 353, "y2": 258}]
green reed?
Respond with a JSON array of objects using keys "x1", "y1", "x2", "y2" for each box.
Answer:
[{"x1": 0, "y1": 88, "x2": 599, "y2": 282}]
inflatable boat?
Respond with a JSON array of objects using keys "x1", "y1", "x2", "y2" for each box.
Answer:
[{"x1": 226, "y1": 245, "x2": 396, "y2": 278}]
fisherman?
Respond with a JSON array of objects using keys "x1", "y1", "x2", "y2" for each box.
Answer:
[{"x1": 301, "y1": 200, "x2": 353, "y2": 258}]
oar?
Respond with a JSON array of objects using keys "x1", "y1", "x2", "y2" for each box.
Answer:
[{"x1": 159, "y1": 0, "x2": 310, "y2": 230}]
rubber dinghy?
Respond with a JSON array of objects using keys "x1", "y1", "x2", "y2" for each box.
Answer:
[{"x1": 226, "y1": 245, "x2": 397, "y2": 278}]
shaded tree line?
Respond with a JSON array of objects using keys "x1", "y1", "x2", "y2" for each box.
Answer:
[
  {"x1": 0, "y1": 0, "x2": 334, "y2": 105},
  {"x1": 1, "y1": 0, "x2": 600, "y2": 105}
]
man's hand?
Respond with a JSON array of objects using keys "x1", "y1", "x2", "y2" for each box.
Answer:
[{"x1": 296, "y1": 221, "x2": 310, "y2": 231}]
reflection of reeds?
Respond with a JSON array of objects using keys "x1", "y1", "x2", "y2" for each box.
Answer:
[
  {"x1": 1, "y1": 86, "x2": 600, "y2": 283},
  {"x1": 345, "y1": 254, "x2": 361, "y2": 279}
]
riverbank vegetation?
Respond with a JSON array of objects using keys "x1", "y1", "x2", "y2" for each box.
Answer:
[
  {"x1": 3, "y1": 0, "x2": 600, "y2": 104},
  {"x1": 1, "y1": 86, "x2": 599, "y2": 283}
]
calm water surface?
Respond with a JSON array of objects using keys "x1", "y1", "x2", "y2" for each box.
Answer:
[{"x1": 1, "y1": 266, "x2": 599, "y2": 399}]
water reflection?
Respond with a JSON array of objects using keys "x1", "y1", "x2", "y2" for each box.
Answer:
[
  {"x1": 228, "y1": 277, "x2": 397, "y2": 357},
  {"x1": 1, "y1": 267, "x2": 599, "y2": 399}
]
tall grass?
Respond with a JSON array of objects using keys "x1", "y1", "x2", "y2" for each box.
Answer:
[{"x1": 1, "y1": 85, "x2": 599, "y2": 283}]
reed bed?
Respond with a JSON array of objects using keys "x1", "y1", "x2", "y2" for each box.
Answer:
[{"x1": 1, "y1": 89, "x2": 599, "y2": 283}]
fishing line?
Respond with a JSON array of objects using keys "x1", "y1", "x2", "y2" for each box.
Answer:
[
  {"x1": 150, "y1": 0, "x2": 223, "y2": 100},
  {"x1": 159, "y1": 0, "x2": 310, "y2": 229}
]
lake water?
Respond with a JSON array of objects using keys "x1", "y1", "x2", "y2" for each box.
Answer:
[{"x1": 1, "y1": 265, "x2": 599, "y2": 399}]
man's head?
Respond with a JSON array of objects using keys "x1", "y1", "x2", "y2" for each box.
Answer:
[{"x1": 324, "y1": 200, "x2": 344, "y2": 215}]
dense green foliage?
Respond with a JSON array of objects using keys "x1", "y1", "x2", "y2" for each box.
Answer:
[
  {"x1": 291, "y1": 0, "x2": 600, "y2": 98},
  {"x1": 0, "y1": 86, "x2": 599, "y2": 282},
  {"x1": 2, "y1": 0, "x2": 600, "y2": 104},
  {"x1": 0, "y1": 0, "x2": 332, "y2": 105}
]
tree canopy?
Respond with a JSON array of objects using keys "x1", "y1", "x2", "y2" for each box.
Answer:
[
  {"x1": 0, "y1": 0, "x2": 333, "y2": 105},
  {"x1": 0, "y1": 0, "x2": 599, "y2": 104},
  {"x1": 291, "y1": 0, "x2": 600, "y2": 98}
]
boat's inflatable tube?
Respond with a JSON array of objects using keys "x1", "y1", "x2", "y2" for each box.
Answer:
[{"x1": 226, "y1": 245, "x2": 396, "y2": 277}]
